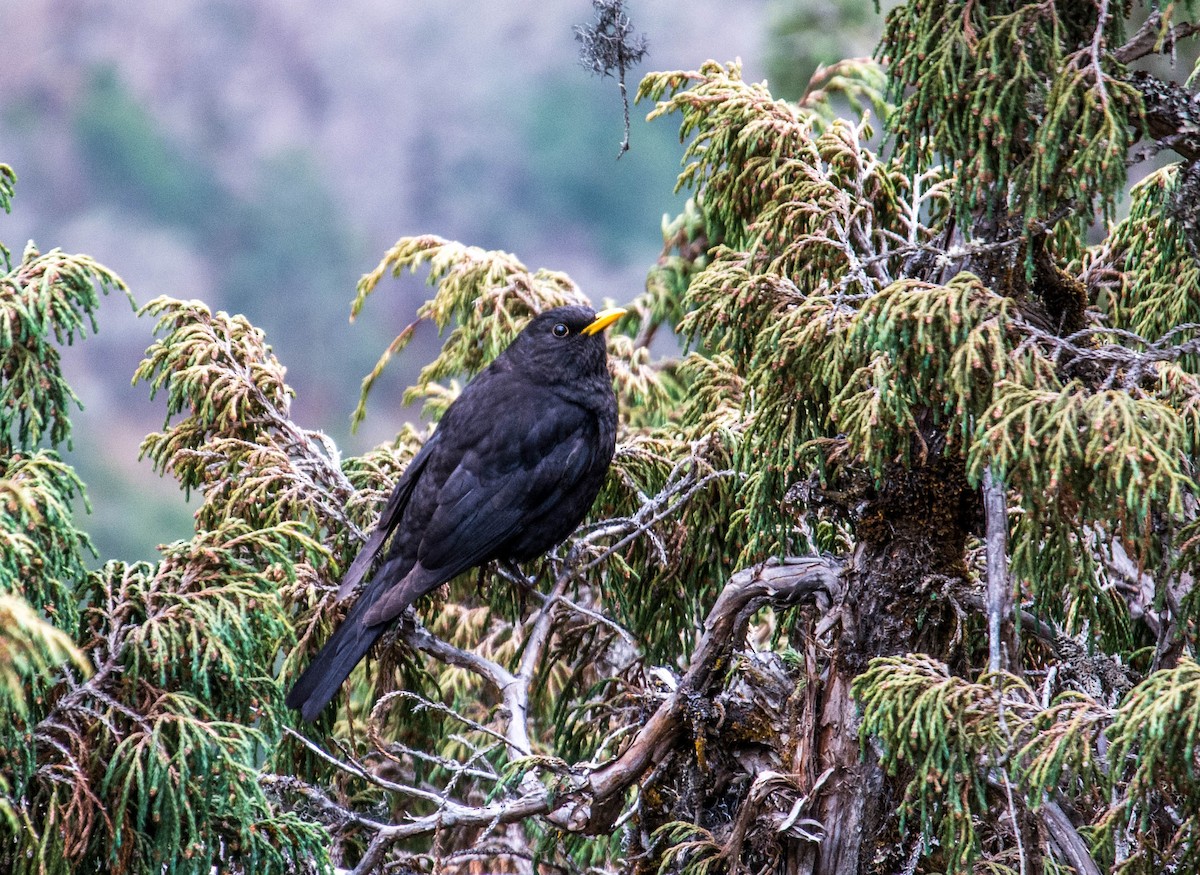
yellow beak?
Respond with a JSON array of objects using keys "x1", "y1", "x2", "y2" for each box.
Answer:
[{"x1": 580, "y1": 307, "x2": 627, "y2": 336}]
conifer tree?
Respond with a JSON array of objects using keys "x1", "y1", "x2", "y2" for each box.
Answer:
[{"x1": 5, "y1": 2, "x2": 1200, "y2": 874}]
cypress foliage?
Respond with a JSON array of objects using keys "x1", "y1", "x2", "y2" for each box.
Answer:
[
  {"x1": 1, "y1": 166, "x2": 330, "y2": 870},
  {"x1": 4, "y1": 2, "x2": 1200, "y2": 873}
]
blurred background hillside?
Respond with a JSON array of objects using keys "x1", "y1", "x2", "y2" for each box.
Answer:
[{"x1": 0, "y1": 0, "x2": 882, "y2": 560}]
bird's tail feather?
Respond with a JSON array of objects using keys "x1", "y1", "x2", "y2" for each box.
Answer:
[{"x1": 286, "y1": 588, "x2": 388, "y2": 722}]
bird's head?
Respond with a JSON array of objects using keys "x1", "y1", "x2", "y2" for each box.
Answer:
[{"x1": 502, "y1": 305, "x2": 626, "y2": 382}]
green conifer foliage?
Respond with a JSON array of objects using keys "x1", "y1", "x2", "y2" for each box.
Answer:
[
  {"x1": 1, "y1": 171, "x2": 330, "y2": 869},
  {"x1": 1095, "y1": 164, "x2": 1200, "y2": 349},
  {"x1": 629, "y1": 3, "x2": 1200, "y2": 869},
  {"x1": 5, "y1": 2, "x2": 1200, "y2": 872},
  {"x1": 882, "y1": 0, "x2": 1138, "y2": 233}
]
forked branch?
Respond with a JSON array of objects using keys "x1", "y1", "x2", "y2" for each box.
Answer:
[{"x1": 280, "y1": 555, "x2": 842, "y2": 870}]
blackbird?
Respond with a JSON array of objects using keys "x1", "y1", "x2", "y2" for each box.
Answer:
[{"x1": 287, "y1": 304, "x2": 626, "y2": 721}]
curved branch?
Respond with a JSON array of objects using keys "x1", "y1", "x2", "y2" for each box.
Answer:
[
  {"x1": 1126, "y1": 71, "x2": 1200, "y2": 163},
  {"x1": 1114, "y1": 11, "x2": 1200, "y2": 65},
  {"x1": 282, "y1": 555, "x2": 843, "y2": 853},
  {"x1": 1041, "y1": 797, "x2": 1103, "y2": 875},
  {"x1": 555, "y1": 556, "x2": 842, "y2": 829}
]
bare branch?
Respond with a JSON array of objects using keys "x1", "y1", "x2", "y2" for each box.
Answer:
[
  {"x1": 282, "y1": 726, "x2": 459, "y2": 807},
  {"x1": 574, "y1": 0, "x2": 649, "y2": 157},
  {"x1": 563, "y1": 556, "x2": 842, "y2": 827},
  {"x1": 575, "y1": 449, "x2": 738, "y2": 576},
  {"x1": 503, "y1": 571, "x2": 639, "y2": 650},
  {"x1": 1014, "y1": 317, "x2": 1200, "y2": 388},
  {"x1": 1087, "y1": 0, "x2": 1114, "y2": 109},
  {"x1": 1040, "y1": 797, "x2": 1104, "y2": 875},
  {"x1": 1113, "y1": 10, "x2": 1200, "y2": 64},
  {"x1": 1125, "y1": 71, "x2": 1200, "y2": 163},
  {"x1": 278, "y1": 556, "x2": 842, "y2": 852},
  {"x1": 982, "y1": 468, "x2": 1013, "y2": 674},
  {"x1": 399, "y1": 614, "x2": 518, "y2": 704},
  {"x1": 958, "y1": 591, "x2": 1060, "y2": 650},
  {"x1": 260, "y1": 773, "x2": 389, "y2": 832}
]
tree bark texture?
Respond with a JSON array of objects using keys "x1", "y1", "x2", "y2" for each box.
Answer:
[{"x1": 802, "y1": 452, "x2": 976, "y2": 875}]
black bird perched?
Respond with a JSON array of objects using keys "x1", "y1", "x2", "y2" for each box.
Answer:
[{"x1": 287, "y1": 304, "x2": 626, "y2": 721}]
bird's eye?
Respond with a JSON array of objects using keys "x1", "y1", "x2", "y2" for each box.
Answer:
[{"x1": 552, "y1": 322, "x2": 570, "y2": 338}]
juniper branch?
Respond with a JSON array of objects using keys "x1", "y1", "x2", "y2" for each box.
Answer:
[
  {"x1": 560, "y1": 556, "x2": 842, "y2": 827},
  {"x1": 210, "y1": 331, "x2": 365, "y2": 541},
  {"x1": 279, "y1": 556, "x2": 841, "y2": 859},
  {"x1": 1113, "y1": 10, "x2": 1200, "y2": 64},
  {"x1": 1126, "y1": 71, "x2": 1200, "y2": 162},
  {"x1": 1015, "y1": 319, "x2": 1200, "y2": 388}
]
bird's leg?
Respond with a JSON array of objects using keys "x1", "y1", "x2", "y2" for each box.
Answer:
[
  {"x1": 500, "y1": 559, "x2": 539, "y2": 615},
  {"x1": 500, "y1": 559, "x2": 537, "y2": 592}
]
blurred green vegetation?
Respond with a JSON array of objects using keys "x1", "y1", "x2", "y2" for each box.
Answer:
[
  {"x1": 522, "y1": 78, "x2": 688, "y2": 262},
  {"x1": 765, "y1": 0, "x2": 889, "y2": 101},
  {"x1": 75, "y1": 69, "x2": 379, "y2": 425},
  {"x1": 61, "y1": 441, "x2": 197, "y2": 562},
  {"x1": 222, "y1": 150, "x2": 386, "y2": 425},
  {"x1": 63, "y1": 67, "x2": 383, "y2": 562},
  {"x1": 75, "y1": 66, "x2": 231, "y2": 233}
]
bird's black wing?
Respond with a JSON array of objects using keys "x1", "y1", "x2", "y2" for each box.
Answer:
[
  {"x1": 360, "y1": 392, "x2": 603, "y2": 625},
  {"x1": 421, "y1": 409, "x2": 597, "y2": 568},
  {"x1": 336, "y1": 432, "x2": 441, "y2": 601}
]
